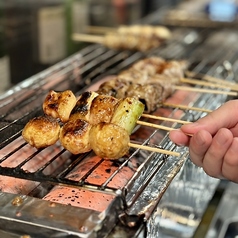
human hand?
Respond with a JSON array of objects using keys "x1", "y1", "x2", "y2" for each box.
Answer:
[{"x1": 169, "y1": 100, "x2": 238, "y2": 182}]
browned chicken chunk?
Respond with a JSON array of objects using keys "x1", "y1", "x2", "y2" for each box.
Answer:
[
  {"x1": 96, "y1": 77, "x2": 132, "y2": 98},
  {"x1": 22, "y1": 116, "x2": 60, "y2": 148},
  {"x1": 89, "y1": 94, "x2": 120, "y2": 125},
  {"x1": 89, "y1": 123, "x2": 130, "y2": 160},
  {"x1": 69, "y1": 91, "x2": 98, "y2": 121},
  {"x1": 131, "y1": 57, "x2": 188, "y2": 84},
  {"x1": 43, "y1": 90, "x2": 77, "y2": 123},
  {"x1": 59, "y1": 119, "x2": 92, "y2": 155}
]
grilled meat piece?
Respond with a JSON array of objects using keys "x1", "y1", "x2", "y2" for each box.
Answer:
[
  {"x1": 117, "y1": 25, "x2": 171, "y2": 40},
  {"x1": 131, "y1": 57, "x2": 188, "y2": 84},
  {"x1": 71, "y1": 93, "x2": 121, "y2": 125},
  {"x1": 97, "y1": 78, "x2": 173, "y2": 113},
  {"x1": 69, "y1": 91, "x2": 98, "y2": 121},
  {"x1": 89, "y1": 94, "x2": 120, "y2": 125},
  {"x1": 126, "y1": 83, "x2": 173, "y2": 112},
  {"x1": 89, "y1": 123, "x2": 130, "y2": 160},
  {"x1": 60, "y1": 119, "x2": 92, "y2": 155},
  {"x1": 96, "y1": 77, "x2": 132, "y2": 98},
  {"x1": 97, "y1": 56, "x2": 189, "y2": 112},
  {"x1": 118, "y1": 68, "x2": 148, "y2": 84},
  {"x1": 22, "y1": 116, "x2": 60, "y2": 148},
  {"x1": 43, "y1": 90, "x2": 77, "y2": 123},
  {"x1": 131, "y1": 56, "x2": 165, "y2": 76},
  {"x1": 103, "y1": 25, "x2": 170, "y2": 52}
]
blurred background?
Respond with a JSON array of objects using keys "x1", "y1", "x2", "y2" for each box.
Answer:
[{"x1": 0, "y1": 0, "x2": 237, "y2": 92}]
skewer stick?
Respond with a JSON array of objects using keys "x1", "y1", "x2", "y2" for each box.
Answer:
[
  {"x1": 163, "y1": 103, "x2": 212, "y2": 113},
  {"x1": 180, "y1": 78, "x2": 238, "y2": 91},
  {"x1": 186, "y1": 71, "x2": 238, "y2": 87},
  {"x1": 141, "y1": 114, "x2": 191, "y2": 124},
  {"x1": 72, "y1": 33, "x2": 104, "y2": 44},
  {"x1": 175, "y1": 85, "x2": 238, "y2": 96},
  {"x1": 137, "y1": 120, "x2": 181, "y2": 131},
  {"x1": 128, "y1": 142, "x2": 180, "y2": 157}
]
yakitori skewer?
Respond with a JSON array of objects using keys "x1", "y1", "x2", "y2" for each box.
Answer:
[
  {"x1": 23, "y1": 91, "x2": 183, "y2": 159},
  {"x1": 86, "y1": 25, "x2": 171, "y2": 36},
  {"x1": 130, "y1": 56, "x2": 238, "y2": 91},
  {"x1": 97, "y1": 56, "x2": 237, "y2": 113},
  {"x1": 72, "y1": 25, "x2": 171, "y2": 52}
]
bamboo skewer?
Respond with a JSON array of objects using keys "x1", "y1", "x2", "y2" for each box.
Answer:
[
  {"x1": 72, "y1": 33, "x2": 104, "y2": 44},
  {"x1": 175, "y1": 85, "x2": 238, "y2": 96},
  {"x1": 180, "y1": 78, "x2": 238, "y2": 91},
  {"x1": 128, "y1": 142, "x2": 180, "y2": 157},
  {"x1": 137, "y1": 120, "x2": 194, "y2": 137},
  {"x1": 141, "y1": 114, "x2": 191, "y2": 124},
  {"x1": 137, "y1": 120, "x2": 180, "y2": 131},
  {"x1": 186, "y1": 71, "x2": 238, "y2": 87},
  {"x1": 163, "y1": 103, "x2": 212, "y2": 113}
]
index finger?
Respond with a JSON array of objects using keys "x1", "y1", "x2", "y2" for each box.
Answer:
[{"x1": 181, "y1": 100, "x2": 238, "y2": 135}]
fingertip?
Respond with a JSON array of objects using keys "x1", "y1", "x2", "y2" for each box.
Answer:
[
  {"x1": 169, "y1": 129, "x2": 190, "y2": 146},
  {"x1": 180, "y1": 122, "x2": 202, "y2": 134}
]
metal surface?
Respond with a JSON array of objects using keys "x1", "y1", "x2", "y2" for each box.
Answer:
[
  {"x1": 204, "y1": 182, "x2": 238, "y2": 238},
  {"x1": 0, "y1": 12, "x2": 238, "y2": 237}
]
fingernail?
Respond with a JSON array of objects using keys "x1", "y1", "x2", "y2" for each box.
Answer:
[
  {"x1": 216, "y1": 135, "x2": 227, "y2": 146},
  {"x1": 181, "y1": 122, "x2": 198, "y2": 130},
  {"x1": 195, "y1": 131, "x2": 207, "y2": 146},
  {"x1": 185, "y1": 122, "x2": 199, "y2": 128},
  {"x1": 177, "y1": 143, "x2": 186, "y2": 147}
]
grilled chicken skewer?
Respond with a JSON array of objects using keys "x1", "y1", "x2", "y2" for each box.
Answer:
[
  {"x1": 97, "y1": 57, "x2": 237, "y2": 112},
  {"x1": 131, "y1": 57, "x2": 238, "y2": 91},
  {"x1": 72, "y1": 25, "x2": 171, "y2": 52},
  {"x1": 22, "y1": 90, "x2": 181, "y2": 159},
  {"x1": 97, "y1": 76, "x2": 236, "y2": 113},
  {"x1": 87, "y1": 24, "x2": 171, "y2": 39}
]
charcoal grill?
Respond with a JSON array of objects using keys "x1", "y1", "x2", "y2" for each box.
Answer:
[{"x1": 0, "y1": 12, "x2": 238, "y2": 237}]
